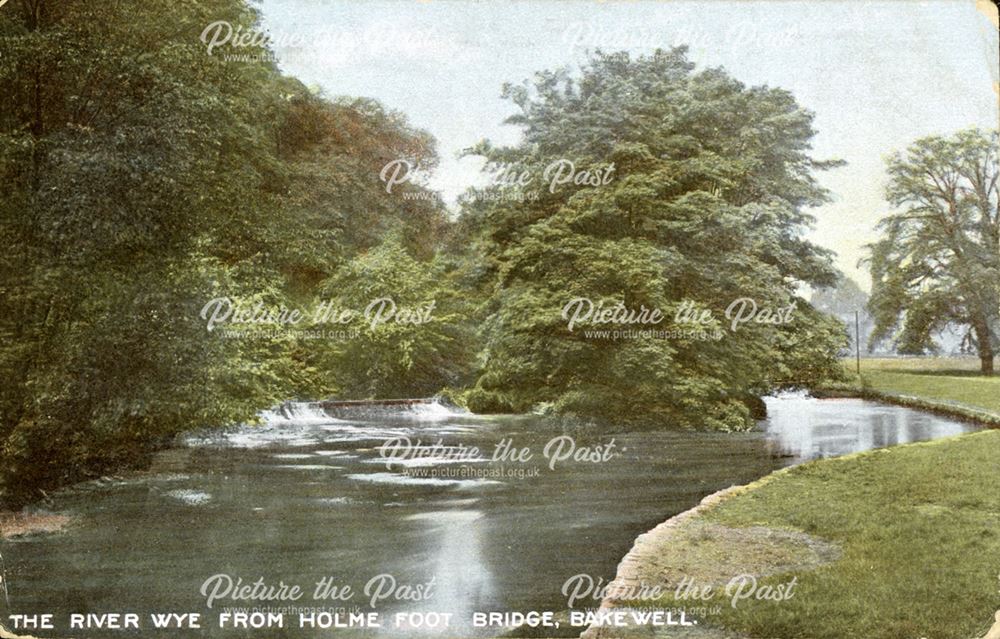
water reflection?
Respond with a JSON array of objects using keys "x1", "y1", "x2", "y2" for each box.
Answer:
[
  {"x1": 399, "y1": 510, "x2": 494, "y2": 635},
  {"x1": 761, "y1": 395, "x2": 970, "y2": 459}
]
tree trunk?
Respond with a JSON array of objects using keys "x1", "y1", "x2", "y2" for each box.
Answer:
[
  {"x1": 981, "y1": 353, "x2": 994, "y2": 376},
  {"x1": 974, "y1": 317, "x2": 995, "y2": 376}
]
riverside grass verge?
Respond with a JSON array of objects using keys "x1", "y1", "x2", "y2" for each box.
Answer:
[
  {"x1": 818, "y1": 356, "x2": 1000, "y2": 424},
  {"x1": 691, "y1": 430, "x2": 1000, "y2": 639},
  {"x1": 603, "y1": 357, "x2": 1000, "y2": 639}
]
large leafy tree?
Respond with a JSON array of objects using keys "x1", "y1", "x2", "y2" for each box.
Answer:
[
  {"x1": 866, "y1": 129, "x2": 999, "y2": 374},
  {"x1": 0, "y1": 0, "x2": 453, "y2": 504},
  {"x1": 272, "y1": 90, "x2": 447, "y2": 287},
  {"x1": 0, "y1": 0, "x2": 288, "y2": 504},
  {"x1": 461, "y1": 49, "x2": 845, "y2": 429}
]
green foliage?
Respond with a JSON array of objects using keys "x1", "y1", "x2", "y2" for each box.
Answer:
[
  {"x1": 305, "y1": 236, "x2": 476, "y2": 398},
  {"x1": 0, "y1": 0, "x2": 453, "y2": 506},
  {"x1": 866, "y1": 129, "x2": 1000, "y2": 373},
  {"x1": 0, "y1": 7, "x2": 853, "y2": 504},
  {"x1": 771, "y1": 303, "x2": 850, "y2": 387},
  {"x1": 462, "y1": 49, "x2": 846, "y2": 428}
]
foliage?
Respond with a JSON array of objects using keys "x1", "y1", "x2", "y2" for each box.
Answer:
[
  {"x1": 461, "y1": 49, "x2": 846, "y2": 429},
  {"x1": 0, "y1": 7, "x2": 854, "y2": 504},
  {"x1": 305, "y1": 235, "x2": 476, "y2": 398},
  {"x1": 865, "y1": 129, "x2": 1000, "y2": 374},
  {"x1": 0, "y1": 0, "x2": 451, "y2": 505}
]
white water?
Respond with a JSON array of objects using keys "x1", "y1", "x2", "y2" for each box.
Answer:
[
  {"x1": 405, "y1": 399, "x2": 468, "y2": 421},
  {"x1": 261, "y1": 398, "x2": 467, "y2": 425},
  {"x1": 186, "y1": 399, "x2": 470, "y2": 450},
  {"x1": 164, "y1": 489, "x2": 212, "y2": 506},
  {"x1": 259, "y1": 401, "x2": 335, "y2": 425}
]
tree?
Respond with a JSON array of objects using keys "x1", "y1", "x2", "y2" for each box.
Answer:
[
  {"x1": 306, "y1": 235, "x2": 476, "y2": 398},
  {"x1": 0, "y1": 0, "x2": 293, "y2": 504},
  {"x1": 461, "y1": 49, "x2": 846, "y2": 429},
  {"x1": 866, "y1": 129, "x2": 1000, "y2": 374},
  {"x1": 0, "y1": 0, "x2": 456, "y2": 505}
]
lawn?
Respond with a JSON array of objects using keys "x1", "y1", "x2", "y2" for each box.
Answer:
[
  {"x1": 700, "y1": 430, "x2": 1000, "y2": 639},
  {"x1": 845, "y1": 356, "x2": 1000, "y2": 415},
  {"x1": 636, "y1": 357, "x2": 1000, "y2": 639}
]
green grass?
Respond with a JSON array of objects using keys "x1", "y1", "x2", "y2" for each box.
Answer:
[
  {"x1": 662, "y1": 357, "x2": 1000, "y2": 638},
  {"x1": 702, "y1": 431, "x2": 1000, "y2": 639},
  {"x1": 836, "y1": 356, "x2": 1000, "y2": 416},
  {"x1": 615, "y1": 358, "x2": 1000, "y2": 638}
]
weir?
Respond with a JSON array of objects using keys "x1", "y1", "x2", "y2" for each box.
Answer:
[
  {"x1": 319, "y1": 398, "x2": 439, "y2": 408},
  {"x1": 318, "y1": 397, "x2": 463, "y2": 421},
  {"x1": 260, "y1": 397, "x2": 465, "y2": 424}
]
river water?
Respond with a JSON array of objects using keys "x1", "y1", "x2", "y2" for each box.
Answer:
[{"x1": 0, "y1": 395, "x2": 974, "y2": 638}]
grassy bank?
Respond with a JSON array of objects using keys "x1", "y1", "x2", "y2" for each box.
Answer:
[
  {"x1": 627, "y1": 357, "x2": 1000, "y2": 639},
  {"x1": 696, "y1": 430, "x2": 1000, "y2": 638},
  {"x1": 832, "y1": 356, "x2": 1000, "y2": 414}
]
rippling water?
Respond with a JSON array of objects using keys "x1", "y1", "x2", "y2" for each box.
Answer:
[{"x1": 0, "y1": 396, "x2": 974, "y2": 637}]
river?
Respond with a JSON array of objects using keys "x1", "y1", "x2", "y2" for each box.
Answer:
[{"x1": 0, "y1": 394, "x2": 975, "y2": 638}]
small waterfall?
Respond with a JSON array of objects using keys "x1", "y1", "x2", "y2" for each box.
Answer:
[
  {"x1": 254, "y1": 396, "x2": 471, "y2": 426},
  {"x1": 259, "y1": 401, "x2": 333, "y2": 426},
  {"x1": 186, "y1": 397, "x2": 471, "y2": 449},
  {"x1": 406, "y1": 397, "x2": 468, "y2": 421},
  {"x1": 320, "y1": 397, "x2": 468, "y2": 421},
  {"x1": 766, "y1": 389, "x2": 813, "y2": 401}
]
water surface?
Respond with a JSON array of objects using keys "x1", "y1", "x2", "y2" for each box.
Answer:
[{"x1": 1, "y1": 395, "x2": 975, "y2": 637}]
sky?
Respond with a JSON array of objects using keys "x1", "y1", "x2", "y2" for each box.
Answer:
[{"x1": 255, "y1": 0, "x2": 999, "y2": 287}]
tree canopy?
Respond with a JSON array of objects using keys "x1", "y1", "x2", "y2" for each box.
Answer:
[
  {"x1": 0, "y1": 0, "x2": 451, "y2": 505},
  {"x1": 0, "y1": 7, "x2": 855, "y2": 505},
  {"x1": 866, "y1": 129, "x2": 999, "y2": 374},
  {"x1": 460, "y1": 49, "x2": 846, "y2": 429}
]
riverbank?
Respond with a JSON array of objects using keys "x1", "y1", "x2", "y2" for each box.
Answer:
[
  {"x1": 0, "y1": 623, "x2": 48, "y2": 639},
  {"x1": 588, "y1": 361, "x2": 1000, "y2": 639},
  {"x1": 0, "y1": 511, "x2": 70, "y2": 540},
  {"x1": 815, "y1": 356, "x2": 1000, "y2": 427},
  {"x1": 813, "y1": 385, "x2": 1000, "y2": 427},
  {"x1": 588, "y1": 429, "x2": 1000, "y2": 639}
]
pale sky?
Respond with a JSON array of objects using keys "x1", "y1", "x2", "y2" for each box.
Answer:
[{"x1": 256, "y1": 0, "x2": 998, "y2": 287}]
